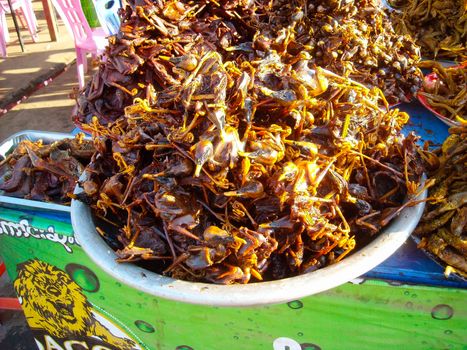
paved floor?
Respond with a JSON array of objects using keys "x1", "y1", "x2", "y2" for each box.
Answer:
[
  {"x1": 0, "y1": 2, "x2": 97, "y2": 348},
  {"x1": 0, "y1": 65, "x2": 80, "y2": 140},
  {"x1": 0, "y1": 0, "x2": 97, "y2": 140},
  {"x1": 0, "y1": 0, "x2": 76, "y2": 110},
  {"x1": 0, "y1": 272, "x2": 37, "y2": 349}
]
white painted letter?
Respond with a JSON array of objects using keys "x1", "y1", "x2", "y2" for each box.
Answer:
[
  {"x1": 64, "y1": 340, "x2": 89, "y2": 350},
  {"x1": 273, "y1": 337, "x2": 302, "y2": 350},
  {"x1": 44, "y1": 334, "x2": 65, "y2": 350}
]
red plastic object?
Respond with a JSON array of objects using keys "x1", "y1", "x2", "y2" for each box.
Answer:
[
  {"x1": 417, "y1": 63, "x2": 467, "y2": 127},
  {"x1": 0, "y1": 262, "x2": 22, "y2": 310},
  {"x1": 0, "y1": 297, "x2": 21, "y2": 310}
]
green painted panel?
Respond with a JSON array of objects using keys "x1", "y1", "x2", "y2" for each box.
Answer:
[{"x1": 0, "y1": 208, "x2": 465, "y2": 350}]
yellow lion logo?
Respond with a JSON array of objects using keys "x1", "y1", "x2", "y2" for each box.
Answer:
[{"x1": 14, "y1": 259, "x2": 137, "y2": 350}]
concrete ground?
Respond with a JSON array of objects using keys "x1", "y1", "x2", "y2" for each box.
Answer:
[
  {"x1": 0, "y1": 272, "x2": 37, "y2": 349},
  {"x1": 0, "y1": 2, "x2": 96, "y2": 348},
  {"x1": 0, "y1": 65, "x2": 81, "y2": 140},
  {"x1": 0, "y1": 0, "x2": 76, "y2": 108}
]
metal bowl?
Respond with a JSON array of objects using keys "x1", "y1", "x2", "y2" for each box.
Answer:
[
  {"x1": 0, "y1": 130, "x2": 86, "y2": 214},
  {"x1": 71, "y1": 174, "x2": 426, "y2": 307}
]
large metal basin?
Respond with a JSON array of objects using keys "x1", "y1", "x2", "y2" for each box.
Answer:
[
  {"x1": 71, "y1": 175, "x2": 426, "y2": 307},
  {"x1": 0, "y1": 130, "x2": 82, "y2": 213}
]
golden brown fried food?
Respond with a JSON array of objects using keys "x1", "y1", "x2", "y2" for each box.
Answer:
[
  {"x1": 418, "y1": 62, "x2": 467, "y2": 125},
  {"x1": 78, "y1": 50, "x2": 425, "y2": 284},
  {"x1": 76, "y1": 0, "x2": 423, "y2": 125},
  {"x1": 0, "y1": 134, "x2": 93, "y2": 204},
  {"x1": 415, "y1": 128, "x2": 467, "y2": 278},
  {"x1": 389, "y1": 0, "x2": 467, "y2": 61},
  {"x1": 304, "y1": 0, "x2": 423, "y2": 104}
]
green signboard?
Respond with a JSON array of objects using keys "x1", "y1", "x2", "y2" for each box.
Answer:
[{"x1": 0, "y1": 207, "x2": 466, "y2": 350}]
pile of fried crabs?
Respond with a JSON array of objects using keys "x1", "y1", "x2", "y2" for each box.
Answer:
[{"x1": 1, "y1": 0, "x2": 465, "y2": 282}]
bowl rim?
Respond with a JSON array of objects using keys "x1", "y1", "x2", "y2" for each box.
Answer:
[{"x1": 71, "y1": 173, "x2": 426, "y2": 307}]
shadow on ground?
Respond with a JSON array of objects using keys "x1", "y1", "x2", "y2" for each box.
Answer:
[{"x1": 0, "y1": 273, "x2": 37, "y2": 350}]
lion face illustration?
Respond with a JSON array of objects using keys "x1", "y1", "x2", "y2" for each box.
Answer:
[
  {"x1": 14, "y1": 260, "x2": 91, "y2": 337},
  {"x1": 14, "y1": 259, "x2": 137, "y2": 350}
]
